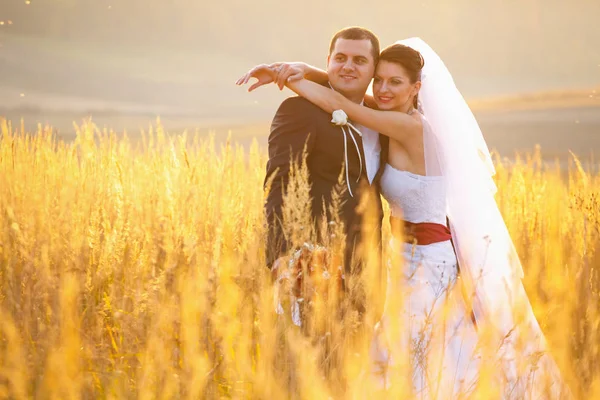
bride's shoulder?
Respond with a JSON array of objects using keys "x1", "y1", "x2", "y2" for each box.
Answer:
[
  {"x1": 412, "y1": 111, "x2": 428, "y2": 126},
  {"x1": 408, "y1": 108, "x2": 423, "y2": 118},
  {"x1": 406, "y1": 109, "x2": 424, "y2": 128}
]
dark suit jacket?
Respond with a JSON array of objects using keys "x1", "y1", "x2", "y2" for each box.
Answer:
[{"x1": 264, "y1": 96, "x2": 389, "y2": 274}]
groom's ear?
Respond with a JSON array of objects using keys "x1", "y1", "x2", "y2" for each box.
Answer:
[{"x1": 326, "y1": 54, "x2": 331, "y2": 67}]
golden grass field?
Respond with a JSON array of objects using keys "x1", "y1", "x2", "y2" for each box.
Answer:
[{"x1": 1, "y1": 118, "x2": 599, "y2": 399}]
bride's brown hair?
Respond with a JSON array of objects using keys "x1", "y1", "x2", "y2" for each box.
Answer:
[{"x1": 378, "y1": 44, "x2": 425, "y2": 109}]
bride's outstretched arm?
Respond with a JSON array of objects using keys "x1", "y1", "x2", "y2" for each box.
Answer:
[
  {"x1": 286, "y1": 78, "x2": 421, "y2": 143},
  {"x1": 236, "y1": 62, "x2": 328, "y2": 91},
  {"x1": 236, "y1": 63, "x2": 377, "y2": 104},
  {"x1": 268, "y1": 64, "x2": 377, "y2": 106}
]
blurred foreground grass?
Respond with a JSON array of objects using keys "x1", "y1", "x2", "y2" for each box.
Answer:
[{"x1": 0, "y1": 119, "x2": 599, "y2": 399}]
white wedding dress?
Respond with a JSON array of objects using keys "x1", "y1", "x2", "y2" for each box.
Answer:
[
  {"x1": 371, "y1": 159, "x2": 481, "y2": 399},
  {"x1": 370, "y1": 110, "x2": 568, "y2": 399}
]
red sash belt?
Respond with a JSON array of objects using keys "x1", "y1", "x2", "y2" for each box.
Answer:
[{"x1": 390, "y1": 217, "x2": 452, "y2": 245}]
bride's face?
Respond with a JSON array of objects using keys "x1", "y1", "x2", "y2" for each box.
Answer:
[
  {"x1": 327, "y1": 38, "x2": 376, "y2": 102},
  {"x1": 373, "y1": 61, "x2": 420, "y2": 112}
]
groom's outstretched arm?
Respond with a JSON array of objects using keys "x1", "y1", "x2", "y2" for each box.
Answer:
[{"x1": 264, "y1": 97, "x2": 316, "y2": 269}]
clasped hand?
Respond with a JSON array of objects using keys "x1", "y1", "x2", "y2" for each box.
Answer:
[{"x1": 235, "y1": 62, "x2": 307, "y2": 91}]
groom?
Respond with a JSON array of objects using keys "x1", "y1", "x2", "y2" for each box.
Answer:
[{"x1": 264, "y1": 27, "x2": 389, "y2": 309}]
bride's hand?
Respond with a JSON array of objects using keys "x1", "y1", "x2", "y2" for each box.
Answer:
[{"x1": 236, "y1": 64, "x2": 277, "y2": 92}]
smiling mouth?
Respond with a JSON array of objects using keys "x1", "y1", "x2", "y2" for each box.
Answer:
[
  {"x1": 340, "y1": 75, "x2": 357, "y2": 80},
  {"x1": 377, "y1": 96, "x2": 394, "y2": 103}
]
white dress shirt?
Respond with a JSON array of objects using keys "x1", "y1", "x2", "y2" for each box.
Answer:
[{"x1": 355, "y1": 122, "x2": 381, "y2": 184}]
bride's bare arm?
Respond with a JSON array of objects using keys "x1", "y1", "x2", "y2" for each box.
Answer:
[
  {"x1": 286, "y1": 78, "x2": 421, "y2": 144},
  {"x1": 269, "y1": 64, "x2": 376, "y2": 107},
  {"x1": 236, "y1": 62, "x2": 328, "y2": 91}
]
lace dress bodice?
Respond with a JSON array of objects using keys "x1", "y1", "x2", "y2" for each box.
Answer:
[{"x1": 380, "y1": 164, "x2": 447, "y2": 225}]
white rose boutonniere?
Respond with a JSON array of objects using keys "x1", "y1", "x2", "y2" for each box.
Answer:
[{"x1": 331, "y1": 109, "x2": 349, "y2": 126}]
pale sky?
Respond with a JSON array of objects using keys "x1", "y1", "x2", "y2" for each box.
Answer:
[{"x1": 0, "y1": 0, "x2": 598, "y2": 121}]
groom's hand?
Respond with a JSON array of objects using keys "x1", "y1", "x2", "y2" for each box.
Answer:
[{"x1": 235, "y1": 64, "x2": 276, "y2": 92}]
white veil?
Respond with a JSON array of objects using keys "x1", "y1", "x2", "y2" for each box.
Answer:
[
  {"x1": 397, "y1": 38, "x2": 566, "y2": 394},
  {"x1": 396, "y1": 37, "x2": 523, "y2": 330}
]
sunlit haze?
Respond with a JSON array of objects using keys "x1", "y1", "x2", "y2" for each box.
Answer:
[{"x1": 0, "y1": 0, "x2": 598, "y2": 133}]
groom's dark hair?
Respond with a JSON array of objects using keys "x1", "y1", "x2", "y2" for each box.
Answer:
[{"x1": 329, "y1": 27, "x2": 380, "y2": 64}]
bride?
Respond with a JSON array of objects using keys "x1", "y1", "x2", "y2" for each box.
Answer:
[{"x1": 237, "y1": 38, "x2": 569, "y2": 399}]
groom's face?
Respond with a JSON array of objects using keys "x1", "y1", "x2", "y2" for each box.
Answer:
[{"x1": 327, "y1": 38, "x2": 376, "y2": 102}]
